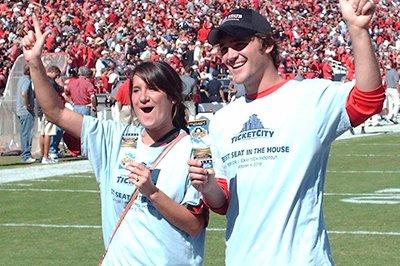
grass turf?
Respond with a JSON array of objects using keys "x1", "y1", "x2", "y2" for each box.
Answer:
[{"x1": 0, "y1": 133, "x2": 399, "y2": 265}]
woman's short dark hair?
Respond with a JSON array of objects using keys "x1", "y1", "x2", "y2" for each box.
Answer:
[{"x1": 131, "y1": 61, "x2": 188, "y2": 132}]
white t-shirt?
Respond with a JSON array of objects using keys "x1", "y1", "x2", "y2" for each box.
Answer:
[
  {"x1": 81, "y1": 117, "x2": 205, "y2": 265},
  {"x1": 209, "y1": 79, "x2": 353, "y2": 265}
]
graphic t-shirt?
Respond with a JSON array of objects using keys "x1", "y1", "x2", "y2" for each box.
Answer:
[
  {"x1": 81, "y1": 117, "x2": 205, "y2": 265},
  {"x1": 209, "y1": 79, "x2": 353, "y2": 265}
]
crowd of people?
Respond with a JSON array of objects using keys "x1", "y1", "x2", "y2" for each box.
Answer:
[
  {"x1": 4, "y1": 1, "x2": 400, "y2": 163},
  {"x1": 1, "y1": 0, "x2": 399, "y2": 98}
]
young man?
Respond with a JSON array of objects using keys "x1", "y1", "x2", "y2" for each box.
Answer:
[
  {"x1": 180, "y1": 66, "x2": 199, "y2": 119},
  {"x1": 189, "y1": 2, "x2": 385, "y2": 265},
  {"x1": 15, "y1": 65, "x2": 36, "y2": 163},
  {"x1": 384, "y1": 62, "x2": 400, "y2": 124},
  {"x1": 204, "y1": 70, "x2": 226, "y2": 103},
  {"x1": 39, "y1": 66, "x2": 62, "y2": 164},
  {"x1": 47, "y1": 65, "x2": 64, "y2": 160}
]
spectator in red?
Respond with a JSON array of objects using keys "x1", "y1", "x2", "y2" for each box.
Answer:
[
  {"x1": 107, "y1": 10, "x2": 119, "y2": 25},
  {"x1": 8, "y1": 41, "x2": 22, "y2": 61},
  {"x1": 114, "y1": 78, "x2": 134, "y2": 124},
  {"x1": 62, "y1": 66, "x2": 96, "y2": 157},
  {"x1": 63, "y1": 66, "x2": 97, "y2": 116},
  {"x1": 322, "y1": 58, "x2": 334, "y2": 80},
  {"x1": 197, "y1": 23, "x2": 211, "y2": 43}
]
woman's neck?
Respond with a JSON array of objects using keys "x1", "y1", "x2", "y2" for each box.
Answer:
[{"x1": 142, "y1": 125, "x2": 178, "y2": 147}]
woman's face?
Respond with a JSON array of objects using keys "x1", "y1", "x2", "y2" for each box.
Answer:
[{"x1": 131, "y1": 74, "x2": 175, "y2": 132}]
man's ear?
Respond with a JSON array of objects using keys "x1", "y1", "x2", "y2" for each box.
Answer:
[{"x1": 264, "y1": 45, "x2": 274, "y2": 54}]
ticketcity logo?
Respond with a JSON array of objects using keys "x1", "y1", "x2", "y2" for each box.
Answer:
[{"x1": 231, "y1": 114, "x2": 275, "y2": 143}]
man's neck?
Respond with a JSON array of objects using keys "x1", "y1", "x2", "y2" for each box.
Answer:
[{"x1": 245, "y1": 70, "x2": 285, "y2": 95}]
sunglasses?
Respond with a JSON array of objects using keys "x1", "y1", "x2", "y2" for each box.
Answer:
[{"x1": 219, "y1": 36, "x2": 253, "y2": 56}]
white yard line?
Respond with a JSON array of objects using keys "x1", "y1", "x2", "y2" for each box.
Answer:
[
  {"x1": 325, "y1": 192, "x2": 399, "y2": 196},
  {"x1": 69, "y1": 174, "x2": 93, "y2": 178},
  {"x1": 328, "y1": 230, "x2": 400, "y2": 236},
  {"x1": 327, "y1": 170, "x2": 400, "y2": 174},
  {"x1": 336, "y1": 154, "x2": 400, "y2": 157},
  {"x1": 208, "y1": 228, "x2": 400, "y2": 236},
  {"x1": 0, "y1": 188, "x2": 98, "y2": 193},
  {"x1": 0, "y1": 223, "x2": 101, "y2": 229},
  {"x1": 1, "y1": 223, "x2": 399, "y2": 236},
  {"x1": 1, "y1": 188, "x2": 398, "y2": 197},
  {"x1": 359, "y1": 143, "x2": 400, "y2": 146}
]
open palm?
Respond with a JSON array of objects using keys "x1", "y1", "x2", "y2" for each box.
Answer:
[{"x1": 20, "y1": 14, "x2": 51, "y2": 62}]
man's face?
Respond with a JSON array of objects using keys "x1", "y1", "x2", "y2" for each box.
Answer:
[{"x1": 219, "y1": 34, "x2": 269, "y2": 89}]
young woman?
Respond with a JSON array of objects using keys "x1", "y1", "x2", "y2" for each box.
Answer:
[{"x1": 21, "y1": 15, "x2": 208, "y2": 265}]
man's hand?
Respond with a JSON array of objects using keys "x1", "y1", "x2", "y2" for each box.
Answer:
[
  {"x1": 339, "y1": 0, "x2": 376, "y2": 29},
  {"x1": 188, "y1": 159, "x2": 217, "y2": 194},
  {"x1": 188, "y1": 159, "x2": 229, "y2": 214}
]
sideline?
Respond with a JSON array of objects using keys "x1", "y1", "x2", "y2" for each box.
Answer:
[
  {"x1": 336, "y1": 123, "x2": 400, "y2": 140},
  {"x1": 0, "y1": 160, "x2": 92, "y2": 184},
  {"x1": 1, "y1": 123, "x2": 399, "y2": 185}
]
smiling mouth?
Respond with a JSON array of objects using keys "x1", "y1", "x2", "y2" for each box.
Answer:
[
  {"x1": 141, "y1": 107, "x2": 154, "y2": 113},
  {"x1": 231, "y1": 61, "x2": 246, "y2": 69}
]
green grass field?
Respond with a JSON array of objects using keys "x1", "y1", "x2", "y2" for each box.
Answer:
[{"x1": 0, "y1": 133, "x2": 399, "y2": 265}]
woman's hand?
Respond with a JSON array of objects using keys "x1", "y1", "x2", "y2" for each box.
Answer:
[
  {"x1": 126, "y1": 161, "x2": 158, "y2": 197},
  {"x1": 20, "y1": 14, "x2": 51, "y2": 63}
]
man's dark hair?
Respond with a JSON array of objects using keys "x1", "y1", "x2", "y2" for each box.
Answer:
[
  {"x1": 254, "y1": 32, "x2": 280, "y2": 68},
  {"x1": 184, "y1": 65, "x2": 193, "y2": 75}
]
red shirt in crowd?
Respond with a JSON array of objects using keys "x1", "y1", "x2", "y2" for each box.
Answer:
[
  {"x1": 0, "y1": 3, "x2": 10, "y2": 14},
  {"x1": 64, "y1": 76, "x2": 96, "y2": 105},
  {"x1": 197, "y1": 25, "x2": 210, "y2": 43},
  {"x1": 107, "y1": 11, "x2": 119, "y2": 24},
  {"x1": 114, "y1": 79, "x2": 131, "y2": 106},
  {"x1": 322, "y1": 62, "x2": 333, "y2": 80},
  {"x1": 100, "y1": 74, "x2": 110, "y2": 93},
  {"x1": 45, "y1": 34, "x2": 56, "y2": 51}
]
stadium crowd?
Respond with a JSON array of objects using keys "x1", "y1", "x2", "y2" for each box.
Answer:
[{"x1": 1, "y1": 0, "x2": 399, "y2": 98}]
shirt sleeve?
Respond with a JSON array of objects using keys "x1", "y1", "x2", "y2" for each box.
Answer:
[
  {"x1": 20, "y1": 78, "x2": 31, "y2": 94},
  {"x1": 186, "y1": 199, "x2": 210, "y2": 228},
  {"x1": 86, "y1": 79, "x2": 97, "y2": 95},
  {"x1": 182, "y1": 183, "x2": 210, "y2": 227},
  {"x1": 346, "y1": 85, "x2": 386, "y2": 126},
  {"x1": 81, "y1": 116, "x2": 127, "y2": 183}
]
